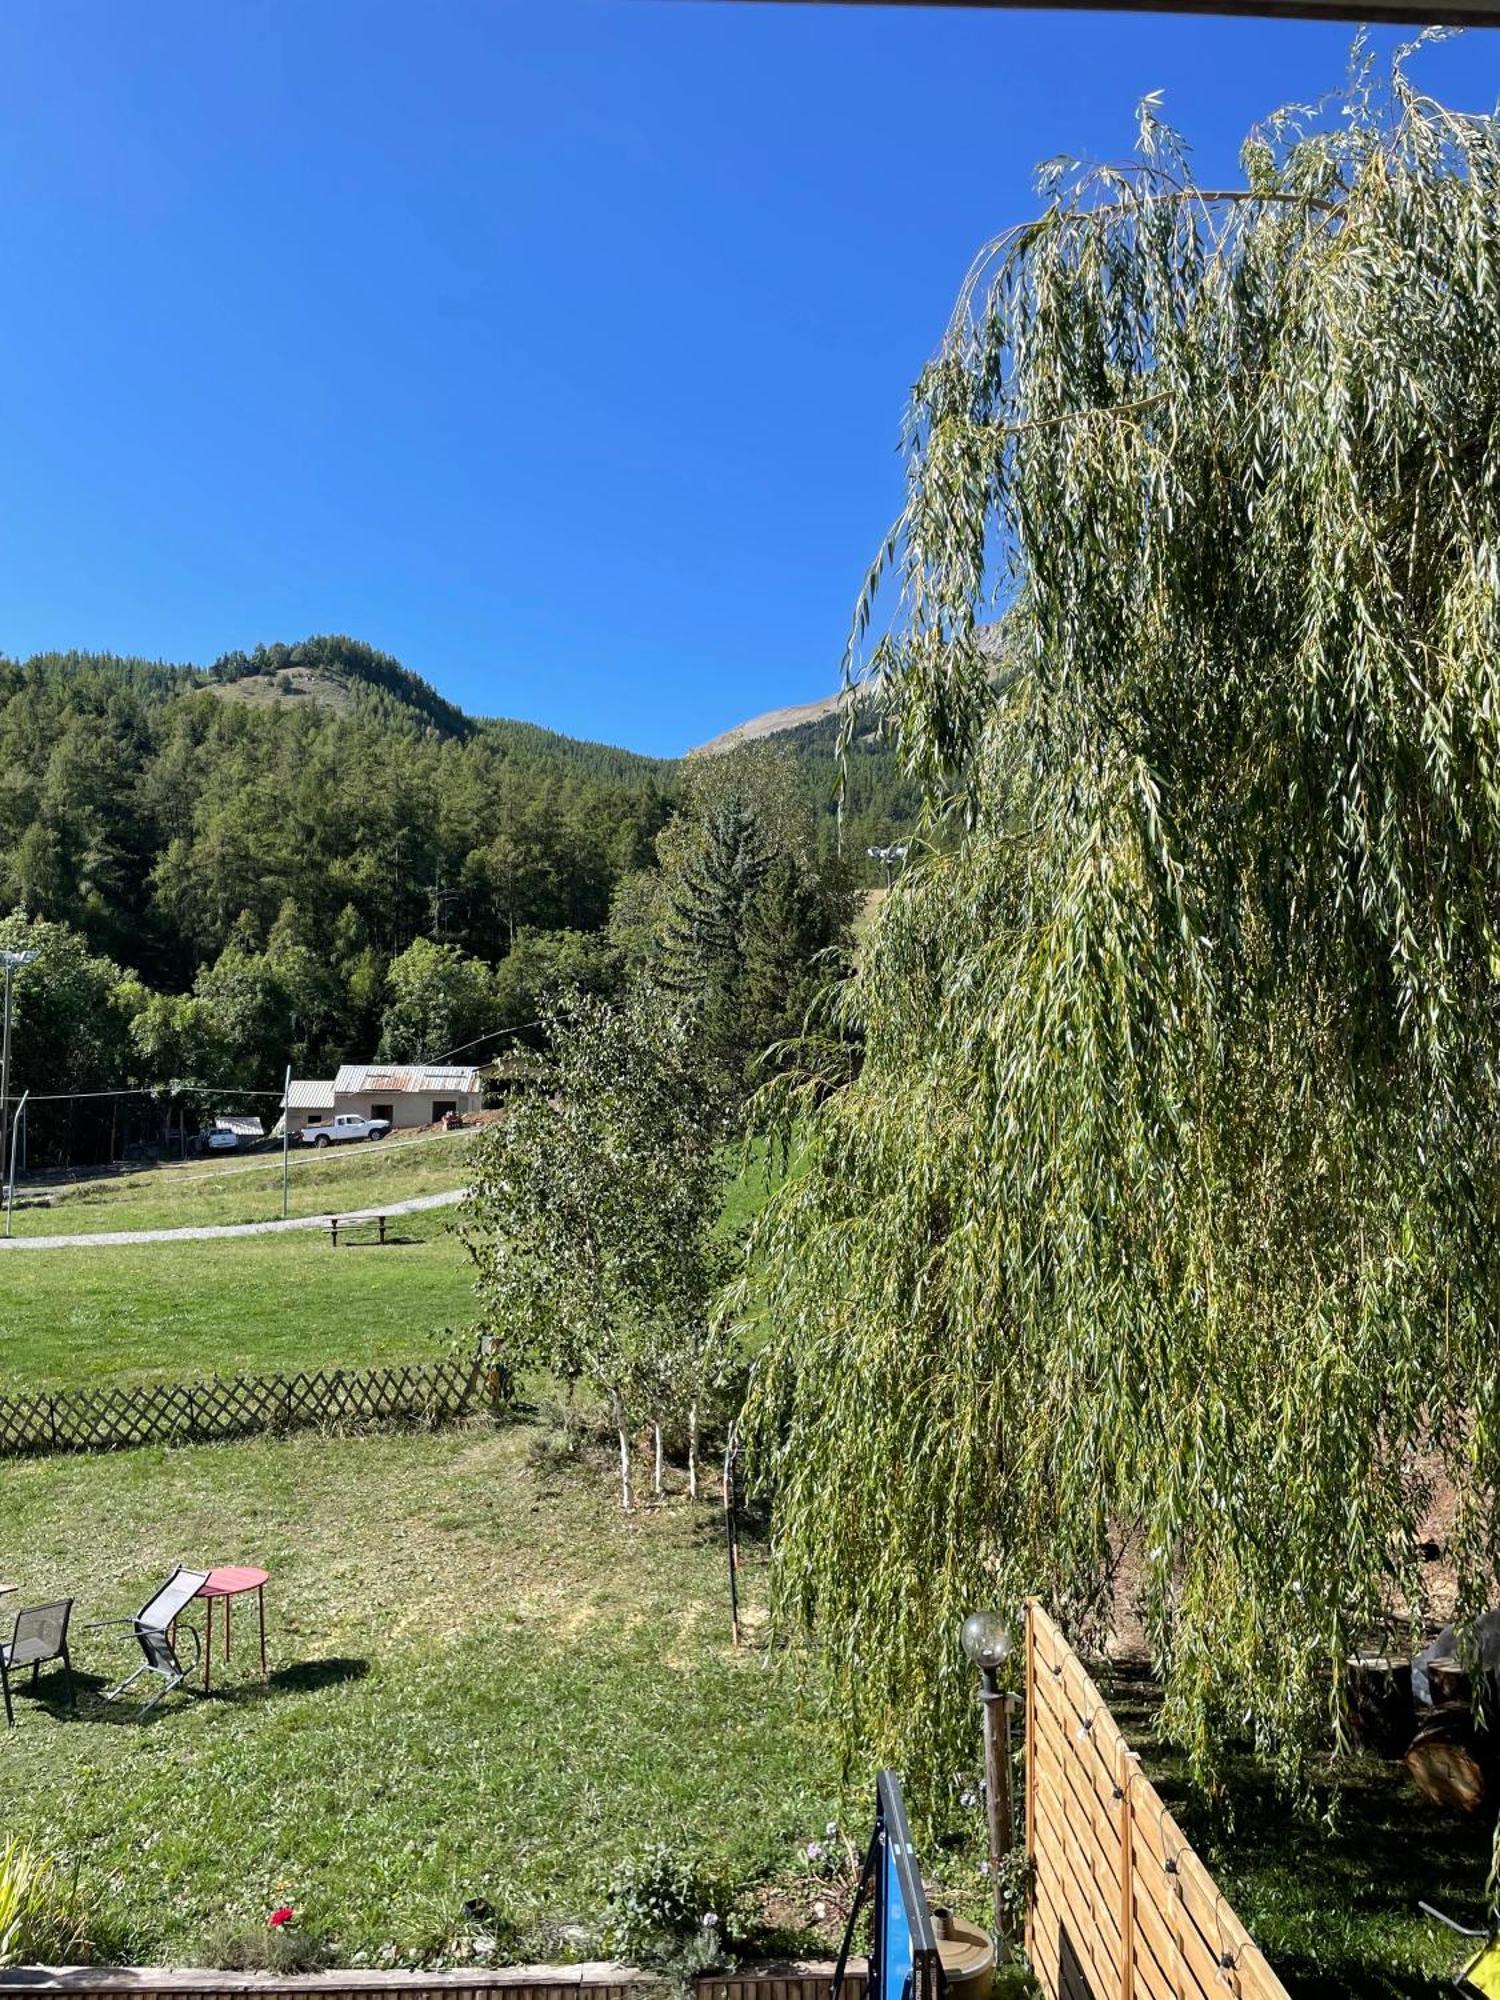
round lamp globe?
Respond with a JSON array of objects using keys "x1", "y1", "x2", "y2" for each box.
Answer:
[{"x1": 960, "y1": 1608, "x2": 1013, "y2": 1674}]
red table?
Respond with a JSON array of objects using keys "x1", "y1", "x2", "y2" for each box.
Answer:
[{"x1": 197, "y1": 1566, "x2": 269, "y2": 1693}]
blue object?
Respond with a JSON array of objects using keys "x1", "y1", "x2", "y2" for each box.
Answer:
[{"x1": 833, "y1": 1772, "x2": 944, "y2": 2000}]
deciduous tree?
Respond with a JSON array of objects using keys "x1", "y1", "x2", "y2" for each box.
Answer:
[
  {"x1": 466, "y1": 989, "x2": 732, "y2": 1508},
  {"x1": 741, "y1": 57, "x2": 1500, "y2": 1803}
]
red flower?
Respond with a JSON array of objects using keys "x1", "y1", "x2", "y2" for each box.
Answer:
[{"x1": 268, "y1": 1907, "x2": 294, "y2": 1929}]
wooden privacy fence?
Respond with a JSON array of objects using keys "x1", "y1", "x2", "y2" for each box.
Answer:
[
  {"x1": 1024, "y1": 1602, "x2": 1290, "y2": 2000},
  {"x1": 0, "y1": 1359, "x2": 484, "y2": 1460}
]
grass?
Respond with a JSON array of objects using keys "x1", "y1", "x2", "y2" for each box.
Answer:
[
  {"x1": 0, "y1": 1210, "x2": 475, "y2": 1392},
  {"x1": 10, "y1": 1127, "x2": 476, "y2": 1235},
  {"x1": 4, "y1": 1127, "x2": 1471, "y2": 1993},
  {"x1": 0, "y1": 1419, "x2": 841, "y2": 1969},
  {"x1": 1, "y1": 1399, "x2": 1477, "y2": 1993},
  {"x1": 0, "y1": 1137, "x2": 783, "y2": 1398},
  {"x1": 718, "y1": 1138, "x2": 782, "y2": 1243}
]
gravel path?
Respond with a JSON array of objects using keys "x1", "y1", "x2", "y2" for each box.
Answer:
[{"x1": 0, "y1": 1187, "x2": 468, "y2": 1251}]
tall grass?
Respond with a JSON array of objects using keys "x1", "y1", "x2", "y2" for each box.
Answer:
[{"x1": 0, "y1": 1838, "x2": 87, "y2": 1967}]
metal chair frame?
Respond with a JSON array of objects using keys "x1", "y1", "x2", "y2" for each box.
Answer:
[
  {"x1": 88, "y1": 1565, "x2": 210, "y2": 1714},
  {"x1": 0, "y1": 1597, "x2": 75, "y2": 1726}
]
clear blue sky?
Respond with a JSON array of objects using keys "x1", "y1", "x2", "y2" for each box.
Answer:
[{"x1": 0, "y1": 3, "x2": 1496, "y2": 755}]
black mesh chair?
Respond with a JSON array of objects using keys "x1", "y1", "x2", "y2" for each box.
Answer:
[
  {"x1": 0, "y1": 1598, "x2": 75, "y2": 1725},
  {"x1": 90, "y1": 1566, "x2": 210, "y2": 1714}
]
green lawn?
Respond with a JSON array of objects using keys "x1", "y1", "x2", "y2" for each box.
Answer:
[
  {"x1": 0, "y1": 1212, "x2": 474, "y2": 1392},
  {"x1": 0, "y1": 1131, "x2": 1469, "y2": 1995},
  {"x1": 11, "y1": 1127, "x2": 476, "y2": 1235},
  {"x1": 0, "y1": 1421, "x2": 841, "y2": 1968},
  {"x1": 0, "y1": 1142, "x2": 783, "y2": 1397}
]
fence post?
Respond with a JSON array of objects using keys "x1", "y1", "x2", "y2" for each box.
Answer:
[
  {"x1": 1116, "y1": 1737, "x2": 1135, "y2": 2000},
  {"x1": 1023, "y1": 1599, "x2": 1037, "y2": 1966}
]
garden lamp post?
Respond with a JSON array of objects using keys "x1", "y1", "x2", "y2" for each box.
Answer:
[
  {"x1": 0, "y1": 947, "x2": 38, "y2": 1194},
  {"x1": 866, "y1": 842, "x2": 909, "y2": 891},
  {"x1": 961, "y1": 1607, "x2": 1015, "y2": 1956}
]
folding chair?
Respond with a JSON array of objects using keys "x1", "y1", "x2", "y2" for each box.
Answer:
[
  {"x1": 89, "y1": 1567, "x2": 210, "y2": 1713},
  {"x1": 1421, "y1": 1903, "x2": 1500, "y2": 1996},
  {"x1": 0, "y1": 1599, "x2": 74, "y2": 1725}
]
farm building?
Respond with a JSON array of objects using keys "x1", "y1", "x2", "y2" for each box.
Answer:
[
  {"x1": 331, "y1": 1064, "x2": 484, "y2": 1130},
  {"x1": 278, "y1": 1078, "x2": 336, "y2": 1138},
  {"x1": 277, "y1": 1065, "x2": 484, "y2": 1137}
]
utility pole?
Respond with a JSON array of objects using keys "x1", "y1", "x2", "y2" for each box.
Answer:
[
  {"x1": 5, "y1": 1092, "x2": 28, "y2": 1238},
  {"x1": 0, "y1": 947, "x2": 39, "y2": 1197},
  {"x1": 420, "y1": 866, "x2": 461, "y2": 943},
  {"x1": 282, "y1": 1063, "x2": 292, "y2": 1220}
]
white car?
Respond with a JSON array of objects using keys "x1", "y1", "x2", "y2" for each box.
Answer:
[{"x1": 301, "y1": 1113, "x2": 391, "y2": 1148}]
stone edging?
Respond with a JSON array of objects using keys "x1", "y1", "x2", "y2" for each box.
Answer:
[{"x1": 0, "y1": 1961, "x2": 855, "y2": 1996}]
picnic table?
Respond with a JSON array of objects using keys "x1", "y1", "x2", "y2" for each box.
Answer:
[
  {"x1": 197, "y1": 1565, "x2": 269, "y2": 1693},
  {"x1": 326, "y1": 1213, "x2": 388, "y2": 1247}
]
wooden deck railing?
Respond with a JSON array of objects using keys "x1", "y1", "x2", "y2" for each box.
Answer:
[{"x1": 1024, "y1": 1602, "x2": 1290, "y2": 2000}]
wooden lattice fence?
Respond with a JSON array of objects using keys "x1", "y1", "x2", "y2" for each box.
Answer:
[
  {"x1": 1025, "y1": 1601, "x2": 1291, "y2": 2000},
  {"x1": 0, "y1": 1359, "x2": 485, "y2": 1461}
]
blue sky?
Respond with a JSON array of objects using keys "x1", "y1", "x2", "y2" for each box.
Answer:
[{"x1": 0, "y1": 3, "x2": 1496, "y2": 755}]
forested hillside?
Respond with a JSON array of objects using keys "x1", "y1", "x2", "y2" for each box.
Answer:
[{"x1": 0, "y1": 635, "x2": 914, "y2": 1165}]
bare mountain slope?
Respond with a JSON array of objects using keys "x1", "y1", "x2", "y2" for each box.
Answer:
[{"x1": 691, "y1": 691, "x2": 844, "y2": 756}]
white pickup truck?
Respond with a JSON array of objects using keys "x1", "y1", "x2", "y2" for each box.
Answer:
[{"x1": 301, "y1": 1113, "x2": 391, "y2": 1148}]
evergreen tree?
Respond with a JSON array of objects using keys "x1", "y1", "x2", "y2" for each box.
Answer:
[{"x1": 656, "y1": 795, "x2": 771, "y2": 1080}]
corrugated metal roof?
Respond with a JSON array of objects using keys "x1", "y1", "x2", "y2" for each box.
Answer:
[
  {"x1": 213, "y1": 1115, "x2": 265, "y2": 1137},
  {"x1": 283, "y1": 1079, "x2": 336, "y2": 1110},
  {"x1": 333, "y1": 1064, "x2": 483, "y2": 1096}
]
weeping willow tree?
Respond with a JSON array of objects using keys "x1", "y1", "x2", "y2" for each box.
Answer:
[{"x1": 739, "y1": 48, "x2": 1500, "y2": 1806}]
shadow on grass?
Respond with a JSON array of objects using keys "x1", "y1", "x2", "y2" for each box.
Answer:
[
  {"x1": 15, "y1": 1655, "x2": 370, "y2": 1727},
  {"x1": 1276, "y1": 1959, "x2": 1455, "y2": 2000},
  {"x1": 1100, "y1": 1664, "x2": 1491, "y2": 1999}
]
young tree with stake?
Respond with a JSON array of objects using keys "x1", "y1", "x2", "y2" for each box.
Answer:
[{"x1": 466, "y1": 987, "x2": 732, "y2": 1509}]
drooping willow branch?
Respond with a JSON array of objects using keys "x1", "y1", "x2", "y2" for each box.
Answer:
[{"x1": 738, "y1": 55, "x2": 1500, "y2": 1815}]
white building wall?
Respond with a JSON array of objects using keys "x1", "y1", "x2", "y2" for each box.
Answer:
[{"x1": 333, "y1": 1087, "x2": 483, "y2": 1130}]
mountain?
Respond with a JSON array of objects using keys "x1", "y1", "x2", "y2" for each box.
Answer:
[
  {"x1": 0, "y1": 634, "x2": 913, "y2": 998},
  {"x1": 693, "y1": 692, "x2": 844, "y2": 755},
  {"x1": 205, "y1": 635, "x2": 476, "y2": 740},
  {"x1": 0, "y1": 632, "x2": 924, "y2": 1168}
]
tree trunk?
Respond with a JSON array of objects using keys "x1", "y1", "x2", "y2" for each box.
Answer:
[
  {"x1": 1347, "y1": 1654, "x2": 1415, "y2": 1758},
  {"x1": 1405, "y1": 1706, "x2": 1493, "y2": 1812},
  {"x1": 653, "y1": 1421, "x2": 664, "y2": 1498},
  {"x1": 612, "y1": 1390, "x2": 633, "y2": 1512},
  {"x1": 688, "y1": 1403, "x2": 699, "y2": 1500}
]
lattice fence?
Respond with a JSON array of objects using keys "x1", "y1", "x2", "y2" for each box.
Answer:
[
  {"x1": 1025, "y1": 1601, "x2": 1291, "y2": 2000},
  {"x1": 0, "y1": 1358, "x2": 485, "y2": 1460}
]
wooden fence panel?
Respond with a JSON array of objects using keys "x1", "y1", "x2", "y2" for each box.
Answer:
[
  {"x1": 1025, "y1": 1603, "x2": 1291, "y2": 2000},
  {"x1": 0, "y1": 1359, "x2": 484, "y2": 1461}
]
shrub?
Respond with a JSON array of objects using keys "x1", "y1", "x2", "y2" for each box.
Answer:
[
  {"x1": 203, "y1": 1920, "x2": 331, "y2": 1975},
  {"x1": 601, "y1": 1845, "x2": 733, "y2": 1992}
]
